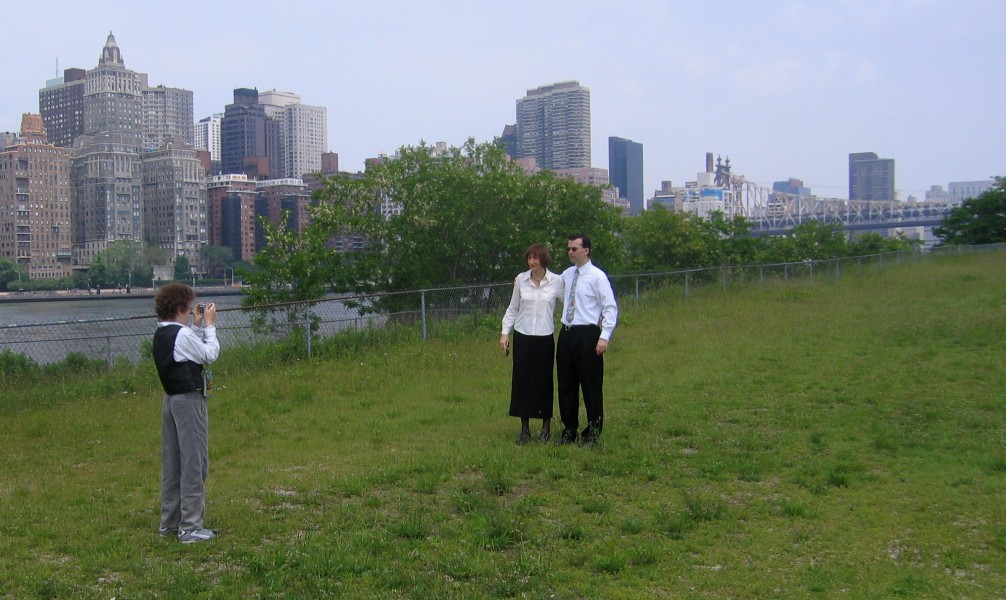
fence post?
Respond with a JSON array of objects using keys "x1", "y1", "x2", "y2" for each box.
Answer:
[
  {"x1": 635, "y1": 276, "x2": 640, "y2": 303},
  {"x1": 835, "y1": 258, "x2": 840, "y2": 281},
  {"x1": 784, "y1": 264, "x2": 789, "y2": 281},
  {"x1": 722, "y1": 267, "x2": 727, "y2": 292},
  {"x1": 684, "y1": 272, "x2": 690, "y2": 298},
  {"x1": 305, "y1": 306, "x2": 312, "y2": 358},
  {"x1": 421, "y1": 289, "x2": 428, "y2": 341},
  {"x1": 759, "y1": 265, "x2": 764, "y2": 287},
  {"x1": 809, "y1": 261, "x2": 814, "y2": 281}
]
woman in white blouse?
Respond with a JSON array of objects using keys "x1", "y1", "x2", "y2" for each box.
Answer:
[{"x1": 500, "y1": 243, "x2": 565, "y2": 444}]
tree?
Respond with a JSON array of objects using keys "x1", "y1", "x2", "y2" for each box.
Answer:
[
  {"x1": 0, "y1": 259, "x2": 25, "y2": 292},
  {"x1": 174, "y1": 255, "x2": 191, "y2": 282},
  {"x1": 934, "y1": 177, "x2": 1006, "y2": 245},
  {"x1": 200, "y1": 245, "x2": 235, "y2": 280},
  {"x1": 308, "y1": 139, "x2": 624, "y2": 295}
]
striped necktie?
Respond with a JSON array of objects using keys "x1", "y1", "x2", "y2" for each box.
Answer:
[{"x1": 565, "y1": 268, "x2": 580, "y2": 323}]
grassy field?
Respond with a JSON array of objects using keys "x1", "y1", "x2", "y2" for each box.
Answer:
[{"x1": 2, "y1": 250, "x2": 1005, "y2": 599}]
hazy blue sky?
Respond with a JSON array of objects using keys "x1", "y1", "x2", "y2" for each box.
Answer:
[{"x1": 3, "y1": 0, "x2": 1002, "y2": 199}]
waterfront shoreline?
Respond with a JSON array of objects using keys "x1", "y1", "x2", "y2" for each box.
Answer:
[{"x1": 0, "y1": 286, "x2": 244, "y2": 304}]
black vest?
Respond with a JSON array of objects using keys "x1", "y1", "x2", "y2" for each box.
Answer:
[{"x1": 153, "y1": 325, "x2": 204, "y2": 395}]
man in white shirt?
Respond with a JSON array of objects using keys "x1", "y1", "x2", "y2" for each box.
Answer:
[{"x1": 556, "y1": 233, "x2": 618, "y2": 447}]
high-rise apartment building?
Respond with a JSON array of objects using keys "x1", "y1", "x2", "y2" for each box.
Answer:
[
  {"x1": 254, "y1": 178, "x2": 312, "y2": 251},
  {"x1": 259, "y1": 91, "x2": 328, "y2": 179},
  {"x1": 194, "y1": 113, "x2": 223, "y2": 163},
  {"x1": 38, "y1": 68, "x2": 87, "y2": 148},
  {"x1": 849, "y1": 152, "x2": 895, "y2": 201},
  {"x1": 207, "y1": 174, "x2": 258, "y2": 262},
  {"x1": 141, "y1": 143, "x2": 207, "y2": 266},
  {"x1": 608, "y1": 136, "x2": 644, "y2": 214},
  {"x1": 143, "y1": 85, "x2": 194, "y2": 151},
  {"x1": 84, "y1": 33, "x2": 145, "y2": 148},
  {"x1": 0, "y1": 115, "x2": 73, "y2": 279},
  {"x1": 221, "y1": 88, "x2": 280, "y2": 178},
  {"x1": 516, "y1": 81, "x2": 591, "y2": 170}
]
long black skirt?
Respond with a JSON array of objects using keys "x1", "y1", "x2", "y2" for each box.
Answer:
[{"x1": 509, "y1": 330, "x2": 555, "y2": 419}]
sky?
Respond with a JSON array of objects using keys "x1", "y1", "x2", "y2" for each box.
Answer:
[{"x1": 2, "y1": 0, "x2": 1003, "y2": 200}]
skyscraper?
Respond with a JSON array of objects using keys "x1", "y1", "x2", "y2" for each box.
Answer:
[
  {"x1": 608, "y1": 136, "x2": 644, "y2": 214},
  {"x1": 142, "y1": 85, "x2": 194, "y2": 151},
  {"x1": 220, "y1": 88, "x2": 280, "y2": 178},
  {"x1": 194, "y1": 113, "x2": 223, "y2": 163},
  {"x1": 849, "y1": 152, "x2": 895, "y2": 201},
  {"x1": 259, "y1": 91, "x2": 328, "y2": 179},
  {"x1": 0, "y1": 115, "x2": 73, "y2": 279},
  {"x1": 516, "y1": 81, "x2": 591, "y2": 170},
  {"x1": 38, "y1": 68, "x2": 87, "y2": 148},
  {"x1": 141, "y1": 143, "x2": 207, "y2": 265}
]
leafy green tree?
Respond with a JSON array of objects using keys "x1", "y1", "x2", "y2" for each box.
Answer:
[
  {"x1": 309, "y1": 139, "x2": 624, "y2": 295},
  {"x1": 174, "y1": 255, "x2": 191, "y2": 282},
  {"x1": 200, "y1": 245, "x2": 235, "y2": 280},
  {"x1": 934, "y1": 177, "x2": 1006, "y2": 245},
  {"x1": 88, "y1": 255, "x2": 110, "y2": 289},
  {"x1": 241, "y1": 210, "x2": 337, "y2": 333},
  {"x1": 0, "y1": 259, "x2": 26, "y2": 292}
]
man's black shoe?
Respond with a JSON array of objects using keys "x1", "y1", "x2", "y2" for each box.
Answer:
[{"x1": 555, "y1": 430, "x2": 577, "y2": 446}]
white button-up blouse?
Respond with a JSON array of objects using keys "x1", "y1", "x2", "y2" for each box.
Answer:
[{"x1": 501, "y1": 269, "x2": 565, "y2": 337}]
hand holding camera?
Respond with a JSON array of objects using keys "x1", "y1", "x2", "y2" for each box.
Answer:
[{"x1": 193, "y1": 302, "x2": 217, "y2": 327}]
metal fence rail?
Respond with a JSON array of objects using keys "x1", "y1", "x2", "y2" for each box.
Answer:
[{"x1": 1, "y1": 244, "x2": 1001, "y2": 366}]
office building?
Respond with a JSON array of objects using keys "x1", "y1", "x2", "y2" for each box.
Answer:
[
  {"x1": 948, "y1": 180, "x2": 995, "y2": 205},
  {"x1": 0, "y1": 115, "x2": 73, "y2": 279},
  {"x1": 515, "y1": 81, "x2": 591, "y2": 170},
  {"x1": 221, "y1": 88, "x2": 280, "y2": 178},
  {"x1": 259, "y1": 91, "x2": 328, "y2": 179},
  {"x1": 608, "y1": 136, "x2": 644, "y2": 214},
  {"x1": 772, "y1": 178, "x2": 812, "y2": 196},
  {"x1": 141, "y1": 143, "x2": 207, "y2": 267},
  {"x1": 849, "y1": 152, "x2": 895, "y2": 201},
  {"x1": 38, "y1": 68, "x2": 87, "y2": 148}
]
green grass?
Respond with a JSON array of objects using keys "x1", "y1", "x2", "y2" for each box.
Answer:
[{"x1": 2, "y1": 250, "x2": 1005, "y2": 598}]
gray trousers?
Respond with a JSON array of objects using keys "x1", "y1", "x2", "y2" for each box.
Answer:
[{"x1": 160, "y1": 390, "x2": 209, "y2": 532}]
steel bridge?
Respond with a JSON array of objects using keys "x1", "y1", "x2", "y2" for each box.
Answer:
[{"x1": 726, "y1": 178, "x2": 955, "y2": 234}]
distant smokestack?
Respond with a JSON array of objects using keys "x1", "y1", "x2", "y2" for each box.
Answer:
[{"x1": 705, "y1": 152, "x2": 714, "y2": 173}]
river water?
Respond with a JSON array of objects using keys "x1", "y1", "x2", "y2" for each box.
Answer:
[{"x1": 0, "y1": 290, "x2": 380, "y2": 365}]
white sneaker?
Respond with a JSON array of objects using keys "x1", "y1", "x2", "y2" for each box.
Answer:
[{"x1": 178, "y1": 528, "x2": 219, "y2": 544}]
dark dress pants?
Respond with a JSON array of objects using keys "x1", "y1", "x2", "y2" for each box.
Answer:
[{"x1": 556, "y1": 325, "x2": 604, "y2": 438}]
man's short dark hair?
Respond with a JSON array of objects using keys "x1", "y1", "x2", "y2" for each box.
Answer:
[
  {"x1": 524, "y1": 243, "x2": 552, "y2": 269},
  {"x1": 155, "y1": 283, "x2": 194, "y2": 321},
  {"x1": 569, "y1": 233, "x2": 591, "y2": 256}
]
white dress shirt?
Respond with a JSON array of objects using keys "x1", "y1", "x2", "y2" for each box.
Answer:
[
  {"x1": 560, "y1": 260, "x2": 618, "y2": 341},
  {"x1": 501, "y1": 269, "x2": 564, "y2": 336},
  {"x1": 156, "y1": 321, "x2": 220, "y2": 365}
]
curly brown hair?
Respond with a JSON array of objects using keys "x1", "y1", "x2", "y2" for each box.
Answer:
[
  {"x1": 524, "y1": 243, "x2": 552, "y2": 269},
  {"x1": 155, "y1": 283, "x2": 195, "y2": 321}
]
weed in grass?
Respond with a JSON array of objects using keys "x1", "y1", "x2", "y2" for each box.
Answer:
[
  {"x1": 593, "y1": 544, "x2": 628, "y2": 574},
  {"x1": 682, "y1": 489, "x2": 725, "y2": 522},
  {"x1": 655, "y1": 506, "x2": 690, "y2": 539},
  {"x1": 471, "y1": 512, "x2": 524, "y2": 550},
  {"x1": 485, "y1": 469, "x2": 515, "y2": 496},
  {"x1": 889, "y1": 573, "x2": 932, "y2": 596},
  {"x1": 579, "y1": 493, "x2": 612, "y2": 515},
  {"x1": 391, "y1": 514, "x2": 431, "y2": 540},
  {"x1": 559, "y1": 521, "x2": 586, "y2": 541},
  {"x1": 620, "y1": 517, "x2": 644, "y2": 534},
  {"x1": 631, "y1": 543, "x2": 662, "y2": 567}
]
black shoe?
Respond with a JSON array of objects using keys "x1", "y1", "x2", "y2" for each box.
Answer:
[
  {"x1": 555, "y1": 430, "x2": 577, "y2": 446},
  {"x1": 516, "y1": 431, "x2": 531, "y2": 445}
]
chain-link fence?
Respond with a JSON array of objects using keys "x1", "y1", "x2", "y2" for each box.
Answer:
[{"x1": 1, "y1": 244, "x2": 1001, "y2": 366}]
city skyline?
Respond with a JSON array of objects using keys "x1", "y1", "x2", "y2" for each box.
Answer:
[{"x1": 2, "y1": 1, "x2": 1003, "y2": 200}]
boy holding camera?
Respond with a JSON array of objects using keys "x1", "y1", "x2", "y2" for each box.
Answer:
[{"x1": 153, "y1": 283, "x2": 220, "y2": 543}]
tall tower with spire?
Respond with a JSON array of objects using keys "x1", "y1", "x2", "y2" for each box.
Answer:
[{"x1": 83, "y1": 32, "x2": 145, "y2": 146}]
